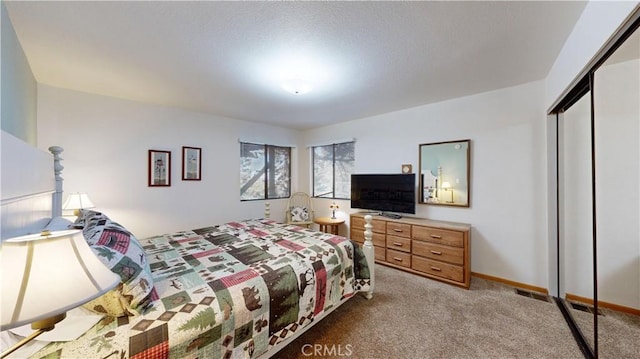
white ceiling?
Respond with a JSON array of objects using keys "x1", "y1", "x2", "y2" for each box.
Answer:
[{"x1": 5, "y1": 1, "x2": 587, "y2": 130}]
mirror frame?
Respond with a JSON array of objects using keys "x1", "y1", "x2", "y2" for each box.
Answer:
[{"x1": 418, "y1": 139, "x2": 471, "y2": 207}]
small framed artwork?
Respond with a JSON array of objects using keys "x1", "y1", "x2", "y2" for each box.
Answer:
[
  {"x1": 148, "y1": 150, "x2": 171, "y2": 187},
  {"x1": 182, "y1": 146, "x2": 202, "y2": 181}
]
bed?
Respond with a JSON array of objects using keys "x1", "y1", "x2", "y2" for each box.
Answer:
[{"x1": 0, "y1": 131, "x2": 375, "y2": 359}]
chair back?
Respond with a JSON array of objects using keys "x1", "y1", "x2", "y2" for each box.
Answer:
[{"x1": 286, "y1": 192, "x2": 314, "y2": 226}]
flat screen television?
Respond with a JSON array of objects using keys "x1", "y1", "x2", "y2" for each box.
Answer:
[{"x1": 351, "y1": 173, "x2": 416, "y2": 216}]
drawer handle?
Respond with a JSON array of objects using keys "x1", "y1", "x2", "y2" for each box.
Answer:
[
  {"x1": 430, "y1": 266, "x2": 441, "y2": 271},
  {"x1": 430, "y1": 234, "x2": 442, "y2": 239},
  {"x1": 393, "y1": 242, "x2": 403, "y2": 247},
  {"x1": 430, "y1": 250, "x2": 442, "y2": 255},
  {"x1": 393, "y1": 228, "x2": 403, "y2": 233},
  {"x1": 393, "y1": 257, "x2": 404, "y2": 262}
]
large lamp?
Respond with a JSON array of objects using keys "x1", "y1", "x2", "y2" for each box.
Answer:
[{"x1": 0, "y1": 230, "x2": 120, "y2": 358}]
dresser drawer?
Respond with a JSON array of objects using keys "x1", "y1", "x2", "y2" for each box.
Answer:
[
  {"x1": 351, "y1": 216, "x2": 386, "y2": 233},
  {"x1": 386, "y1": 235, "x2": 411, "y2": 253},
  {"x1": 412, "y1": 256, "x2": 463, "y2": 282},
  {"x1": 351, "y1": 229, "x2": 386, "y2": 247},
  {"x1": 386, "y1": 222, "x2": 411, "y2": 238},
  {"x1": 386, "y1": 249, "x2": 411, "y2": 268},
  {"x1": 350, "y1": 216, "x2": 365, "y2": 230},
  {"x1": 412, "y1": 226, "x2": 464, "y2": 247},
  {"x1": 351, "y1": 230, "x2": 386, "y2": 261},
  {"x1": 413, "y1": 241, "x2": 463, "y2": 265}
]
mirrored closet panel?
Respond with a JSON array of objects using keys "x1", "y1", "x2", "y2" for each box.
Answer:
[
  {"x1": 554, "y1": 9, "x2": 639, "y2": 358},
  {"x1": 558, "y1": 90, "x2": 595, "y2": 353},
  {"x1": 593, "y1": 26, "x2": 639, "y2": 358}
]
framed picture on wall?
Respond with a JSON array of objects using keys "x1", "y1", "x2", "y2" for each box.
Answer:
[
  {"x1": 148, "y1": 150, "x2": 171, "y2": 187},
  {"x1": 182, "y1": 146, "x2": 202, "y2": 181}
]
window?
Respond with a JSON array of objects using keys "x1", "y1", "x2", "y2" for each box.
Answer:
[
  {"x1": 312, "y1": 141, "x2": 355, "y2": 199},
  {"x1": 240, "y1": 142, "x2": 291, "y2": 200}
]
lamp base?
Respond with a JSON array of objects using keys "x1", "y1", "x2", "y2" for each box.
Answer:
[
  {"x1": 0, "y1": 313, "x2": 66, "y2": 358},
  {"x1": 32, "y1": 313, "x2": 66, "y2": 331}
]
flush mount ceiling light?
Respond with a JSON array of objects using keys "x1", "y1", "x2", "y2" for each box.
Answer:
[
  {"x1": 281, "y1": 78, "x2": 313, "y2": 95},
  {"x1": 250, "y1": 48, "x2": 344, "y2": 98}
]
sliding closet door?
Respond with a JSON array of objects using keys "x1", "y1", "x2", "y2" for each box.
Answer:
[
  {"x1": 553, "y1": 9, "x2": 640, "y2": 358},
  {"x1": 558, "y1": 91, "x2": 596, "y2": 353},
  {"x1": 593, "y1": 26, "x2": 640, "y2": 357}
]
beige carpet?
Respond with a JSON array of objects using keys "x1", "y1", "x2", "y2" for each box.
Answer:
[
  {"x1": 569, "y1": 302, "x2": 640, "y2": 358},
  {"x1": 275, "y1": 264, "x2": 584, "y2": 359}
]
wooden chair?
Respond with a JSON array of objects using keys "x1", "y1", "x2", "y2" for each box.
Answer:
[{"x1": 285, "y1": 192, "x2": 314, "y2": 228}]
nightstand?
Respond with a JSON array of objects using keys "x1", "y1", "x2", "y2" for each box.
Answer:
[{"x1": 314, "y1": 217, "x2": 345, "y2": 235}]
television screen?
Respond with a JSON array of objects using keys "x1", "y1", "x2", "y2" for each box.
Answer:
[{"x1": 351, "y1": 174, "x2": 416, "y2": 215}]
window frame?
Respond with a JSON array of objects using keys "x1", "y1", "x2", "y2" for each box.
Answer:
[
  {"x1": 311, "y1": 141, "x2": 355, "y2": 200},
  {"x1": 240, "y1": 142, "x2": 291, "y2": 201}
]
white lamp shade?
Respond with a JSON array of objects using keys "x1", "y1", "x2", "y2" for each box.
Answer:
[
  {"x1": 1, "y1": 230, "x2": 120, "y2": 331},
  {"x1": 441, "y1": 182, "x2": 452, "y2": 189},
  {"x1": 62, "y1": 192, "x2": 95, "y2": 210}
]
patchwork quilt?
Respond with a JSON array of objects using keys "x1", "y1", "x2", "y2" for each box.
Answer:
[{"x1": 32, "y1": 219, "x2": 371, "y2": 359}]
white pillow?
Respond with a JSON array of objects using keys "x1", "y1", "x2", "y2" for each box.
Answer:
[{"x1": 44, "y1": 216, "x2": 74, "y2": 231}]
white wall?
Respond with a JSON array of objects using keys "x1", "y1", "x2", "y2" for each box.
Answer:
[
  {"x1": 1, "y1": 3, "x2": 37, "y2": 144},
  {"x1": 36, "y1": 85, "x2": 301, "y2": 238},
  {"x1": 301, "y1": 81, "x2": 550, "y2": 288}
]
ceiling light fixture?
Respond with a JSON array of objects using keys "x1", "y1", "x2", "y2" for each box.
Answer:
[
  {"x1": 251, "y1": 49, "x2": 342, "y2": 97},
  {"x1": 281, "y1": 78, "x2": 313, "y2": 95}
]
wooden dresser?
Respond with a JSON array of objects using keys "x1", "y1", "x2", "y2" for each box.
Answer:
[{"x1": 350, "y1": 212, "x2": 471, "y2": 288}]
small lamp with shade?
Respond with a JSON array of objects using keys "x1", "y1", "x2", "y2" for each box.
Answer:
[
  {"x1": 62, "y1": 192, "x2": 95, "y2": 218},
  {"x1": 441, "y1": 182, "x2": 454, "y2": 203},
  {"x1": 330, "y1": 202, "x2": 339, "y2": 219}
]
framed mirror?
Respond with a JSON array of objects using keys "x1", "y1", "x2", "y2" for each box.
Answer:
[{"x1": 418, "y1": 139, "x2": 470, "y2": 207}]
